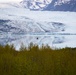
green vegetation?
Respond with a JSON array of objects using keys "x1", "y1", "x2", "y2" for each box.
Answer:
[{"x1": 0, "y1": 44, "x2": 76, "y2": 75}]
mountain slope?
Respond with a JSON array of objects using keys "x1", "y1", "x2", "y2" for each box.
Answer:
[
  {"x1": 44, "y1": 0, "x2": 76, "y2": 11},
  {"x1": 21, "y1": 0, "x2": 76, "y2": 11},
  {"x1": 20, "y1": 0, "x2": 52, "y2": 10}
]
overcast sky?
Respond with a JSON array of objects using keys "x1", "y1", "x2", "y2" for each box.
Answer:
[{"x1": 0, "y1": 0, "x2": 22, "y2": 3}]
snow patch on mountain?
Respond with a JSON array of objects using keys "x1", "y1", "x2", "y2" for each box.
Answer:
[
  {"x1": 20, "y1": 0, "x2": 52, "y2": 10},
  {"x1": 21, "y1": 0, "x2": 76, "y2": 11},
  {"x1": 44, "y1": 0, "x2": 76, "y2": 11}
]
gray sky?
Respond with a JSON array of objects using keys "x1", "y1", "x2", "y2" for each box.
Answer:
[{"x1": 0, "y1": 0, "x2": 22, "y2": 3}]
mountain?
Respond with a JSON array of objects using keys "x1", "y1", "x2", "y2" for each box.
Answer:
[
  {"x1": 21, "y1": 0, "x2": 76, "y2": 11},
  {"x1": 20, "y1": 0, "x2": 52, "y2": 10},
  {"x1": 44, "y1": 0, "x2": 76, "y2": 11}
]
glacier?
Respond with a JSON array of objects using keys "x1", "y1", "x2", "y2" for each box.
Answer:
[{"x1": 0, "y1": 2, "x2": 76, "y2": 50}]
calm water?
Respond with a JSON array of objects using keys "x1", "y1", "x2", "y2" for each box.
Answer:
[{"x1": 0, "y1": 34, "x2": 76, "y2": 50}]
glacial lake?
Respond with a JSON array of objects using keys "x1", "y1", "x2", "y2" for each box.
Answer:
[{"x1": 0, "y1": 34, "x2": 76, "y2": 50}]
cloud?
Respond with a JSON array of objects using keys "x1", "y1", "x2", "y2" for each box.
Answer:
[{"x1": 0, "y1": 0, "x2": 22, "y2": 3}]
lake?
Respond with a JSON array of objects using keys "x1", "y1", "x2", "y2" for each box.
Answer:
[{"x1": 0, "y1": 34, "x2": 76, "y2": 50}]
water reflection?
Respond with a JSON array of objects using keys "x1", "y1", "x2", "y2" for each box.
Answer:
[{"x1": 0, "y1": 34, "x2": 76, "y2": 50}]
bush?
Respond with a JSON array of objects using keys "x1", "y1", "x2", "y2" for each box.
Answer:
[{"x1": 0, "y1": 44, "x2": 76, "y2": 75}]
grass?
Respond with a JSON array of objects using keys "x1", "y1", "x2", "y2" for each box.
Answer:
[{"x1": 0, "y1": 44, "x2": 76, "y2": 75}]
